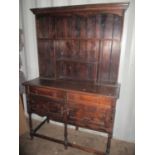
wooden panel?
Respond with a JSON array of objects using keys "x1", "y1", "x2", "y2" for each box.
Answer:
[
  {"x1": 96, "y1": 14, "x2": 114, "y2": 39},
  {"x1": 56, "y1": 61, "x2": 97, "y2": 81},
  {"x1": 87, "y1": 40, "x2": 99, "y2": 61},
  {"x1": 68, "y1": 105, "x2": 113, "y2": 132},
  {"x1": 102, "y1": 14, "x2": 114, "y2": 39},
  {"x1": 98, "y1": 40, "x2": 112, "y2": 82},
  {"x1": 79, "y1": 40, "x2": 87, "y2": 60},
  {"x1": 109, "y1": 41, "x2": 121, "y2": 81},
  {"x1": 113, "y1": 15, "x2": 122, "y2": 40},
  {"x1": 79, "y1": 16, "x2": 87, "y2": 38},
  {"x1": 55, "y1": 40, "x2": 79, "y2": 59},
  {"x1": 68, "y1": 92, "x2": 99, "y2": 104},
  {"x1": 38, "y1": 40, "x2": 55, "y2": 78},
  {"x1": 37, "y1": 13, "x2": 122, "y2": 83},
  {"x1": 55, "y1": 16, "x2": 67, "y2": 38},
  {"x1": 29, "y1": 86, "x2": 65, "y2": 100},
  {"x1": 36, "y1": 15, "x2": 49, "y2": 38},
  {"x1": 55, "y1": 39, "x2": 99, "y2": 81},
  {"x1": 97, "y1": 15, "x2": 122, "y2": 83},
  {"x1": 49, "y1": 16, "x2": 56, "y2": 38},
  {"x1": 29, "y1": 94, "x2": 64, "y2": 119},
  {"x1": 72, "y1": 16, "x2": 80, "y2": 38},
  {"x1": 87, "y1": 15, "x2": 96, "y2": 38},
  {"x1": 55, "y1": 40, "x2": 66, "y2": 58},
  {"x1": 68, "y1": 92, "x2": 114, "y2": 132},
  {"x1": 108, "y1": 15, "x2": 122, "y2": 81},
  {"x1": 96, "y1": 14, "x2": 106, "y2": 38},
  {"x1": 72, "y1": 40, "x2": 80, "y2": 58},
  {"x1": 55, "y1": 40, "x2": 99, "y2": 62}
]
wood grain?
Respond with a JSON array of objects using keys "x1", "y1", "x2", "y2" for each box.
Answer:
[{"x1": 24, "y1": 3, "x2": 128, "y2": 155}]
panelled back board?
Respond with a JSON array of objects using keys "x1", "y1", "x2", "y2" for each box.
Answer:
[
  {"x1": 34, "y1": 3, "x2": 125, "y2": 83},
  {"x1": 24, "y1": 3, "x2": 128, "y2": 155}
]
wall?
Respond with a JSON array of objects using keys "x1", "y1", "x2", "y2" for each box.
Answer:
[{"x1": 20, "y1": 0, "x2": 135, "y2": 143}]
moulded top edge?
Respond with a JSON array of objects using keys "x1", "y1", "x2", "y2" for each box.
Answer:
[{"x1": 30, "y1": 2, "x2": 129, "y2": 15}]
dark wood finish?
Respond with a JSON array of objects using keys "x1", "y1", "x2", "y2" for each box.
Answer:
[
  {"x1": 35, "y1": 11, "x2": 124, "y2": 82},
  {"x1": 31, "y1": 3, "x2": 128, "y2": 16},
  {"x1": 24, "y1": 3, "x2": 128, "y2": 155},
  {"x1": 24, "y1": 78, "x2": 120, "y2": 98}
]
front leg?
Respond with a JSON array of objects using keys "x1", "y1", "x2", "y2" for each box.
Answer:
[
  {"x1": 46, "y1": 116, "x2": 50, "y2": 123},
  {"x1": 64, "y1": 123, "x2": 68, "y2": 149},
  {"x1": 105, "y1": 134, "x2": 112, "y2": 155},
  {"x1": 28, "y1": 112, "x2": 33, "y2": 140},
  {"x1": 75, "y1": 126, "x2": 79, "y2": 131}
]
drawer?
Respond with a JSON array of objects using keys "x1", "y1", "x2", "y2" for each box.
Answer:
[
  {"x1": 67, "y1": 97, "x2": 114, "y2": 132},
  {"x1": 68, "y1": 92, "x2": 113, "y2": 107},
  {"x1": 29, "y1": 86, "x2": 65, "y2": 101},
  {"x1": 29, "y1": 94, "x2": 64, "y2": 119},
  {"x1": 67, "y1": 92, "x2": 99, "y2": 104}
]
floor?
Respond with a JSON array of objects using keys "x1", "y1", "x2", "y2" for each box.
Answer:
[{"x1": 19, "y1": 120, "x2": 135, "y2": 155}]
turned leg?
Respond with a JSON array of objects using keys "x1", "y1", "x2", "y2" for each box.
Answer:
[
  {"x1": 47, "y1": 116, "x2": 49, "y2": 123},
  {"x1": 28, "y1": 113, "x2": 33, "y2": 140},
  {"x1": 105, "y1": 134, "x2": 112, "y2": 155},
  {"x1": 64, "y1": 123, "x2": 68, "y2": 149},
  {"x1": 75, "y1": 126, "x2": 79, "y2": 131}
]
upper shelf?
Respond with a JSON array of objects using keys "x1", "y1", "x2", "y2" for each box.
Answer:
[
  {"x1": 56, "y1": 57, "x2": 98, "y2": 64},
  {"x1": 37, "y1": 38, "x2": 120, "y2": 42}
]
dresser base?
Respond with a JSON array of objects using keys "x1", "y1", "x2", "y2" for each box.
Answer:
[{"x1": 29, "y1": 116, "x2": 112, "y2": 155}]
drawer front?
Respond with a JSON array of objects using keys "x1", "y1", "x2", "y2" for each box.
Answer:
[
  {"x1": 29, "y1": 94, "x2": 64, "y2": 121},
  {"x1": 67, "y1": 92, "x2": 114, "y2": 132},
  {"x1": 29, "y1": 86, "x2": 65, "y2": 101},
  {"x1": 68, "y1": 92, "x2": 99, "y2": 104}
]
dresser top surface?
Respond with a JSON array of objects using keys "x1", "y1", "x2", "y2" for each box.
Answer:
[{"x1": 23, "y1": 78, "x2": 120, "y2": 99}]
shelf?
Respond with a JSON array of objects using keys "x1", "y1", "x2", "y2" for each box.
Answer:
[
  {"x1": 37, "y1": 38, "x2": 120, "y2": 42},
  {"x1": 56, "y1": 57, "x2": 98, "y2": 64},
  {"x1": 58, "y1": 76, "x2": 95, "y2": 82}
]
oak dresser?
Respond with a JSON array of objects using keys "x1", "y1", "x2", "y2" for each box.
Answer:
[{"x1": 23, "y1": 3, "x2": 128, "y2": 155}]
